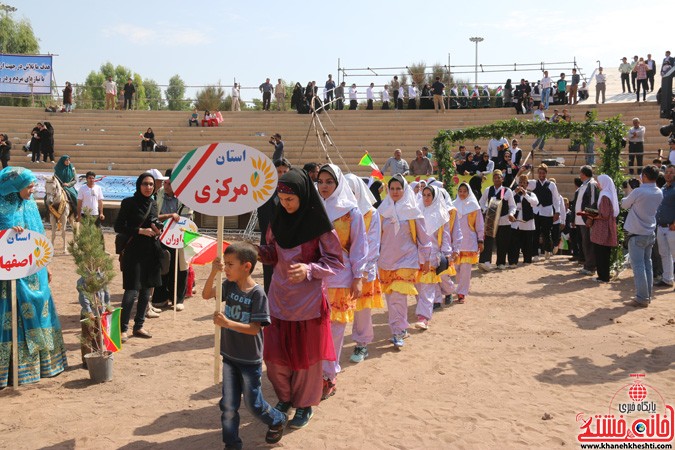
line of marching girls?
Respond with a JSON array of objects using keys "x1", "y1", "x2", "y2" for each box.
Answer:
[{"x1": 201, "y1": 158, "x2": 490, "y2": 449}]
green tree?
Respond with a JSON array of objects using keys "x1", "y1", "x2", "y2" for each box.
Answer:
[
  {"x1": 76, "y1": 70, "x2": 106, "y2": 109},
  {"x1": 143, "y1": 78, "x2": 162, "y2": 110},
  {"x1": 132, "y1": 73, "x2": 146, "y2": 110},
  {"x1": 166, "y1": 74, "x2": 187, "y2": 110},
  {"x1": 194, "y1": 84, "x2": 225, "y2": 111},
  {"x1": 408, "y1": 62, "x2": 427, "y2": 88}
]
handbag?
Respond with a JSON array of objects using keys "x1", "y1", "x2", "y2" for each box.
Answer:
[{"x1": 435, "y1": 254, "x2": 449, "y2": 275}]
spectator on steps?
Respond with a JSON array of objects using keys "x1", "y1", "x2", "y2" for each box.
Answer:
[
  {"x1": 141, "y1": 128, "x2": 156, "y2": 152},
  {"x1": 188, "y1": 109, "x2": 199, "y2": 127}
]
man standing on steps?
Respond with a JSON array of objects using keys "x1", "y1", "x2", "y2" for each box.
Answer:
[
  {"x1": 366, "y1": 83, "x2": 375, "y2": 110},
  {"x1": 274, "y1": 79, "x2": 286, "y2": 111},
  {"x1": 630, "y1": 55, "x2": 639, "y2": 93},
  {"x1": 382, "y1": 149, "x2": 409, "y2": 176},
  {"x1": 540, "y1": 71, "x2": 552, "y2": 110},
  {"x1": 391, "y1": 75, "x2": 400, "y2": 110},
  {"x1": 569, "y1": 69, "x2": 580, "y2": 105},
  {"x1": 123, "y1": 77, "x2": 135, "y2": 110},
  {"x1": 259, "y1": 78, "x2": 273, "y2": 111},
  {"x1": 231, "y1": 83, "x2": 241, "y2": 111},
  {"x1": 619, "y1": 57, "x2": 632, "y2": 93},
  {"x1": 646, "y1": 54, "x2": 657, "y2": 92},
  {"x1": 572, "y1": 165, "x2": 599, "y2": 276},
  {"x1": 104, "y1": 76, "x2": 117, "y2": 110},
  {"x1": 269, "y1": 133, "x2": 284, "y2": 162},
  {"x1": 432, "y1": 76, "x2": 445, "y2": 113},
  {"x1": 325, "y1": 74, "x2": 336, "y2": 109}
]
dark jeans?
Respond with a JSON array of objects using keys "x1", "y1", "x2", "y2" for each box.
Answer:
[
  {"x1": 535, "y1": 215, "x2": 554, "y2": 253},
  {"x1": 621, "y1": 73, "x2": 631, "y2": 92},
  {"x1": 349, "y1": 100, "x2": 357, "y2": 110},
  {"x1": 336, "y1": 99, "x2": 344, "y2": 110},
  {"x1": 628, "y1": 142, "x2": 644, "y2": 175},
  {"x1": 220, "y1": 356, "x2": 285, "y2": 448},
  {"x1": 647, "y1": 69, "x2": 655, "y2": 91},
  {"x1": 570, "y1": 227, "x2": 582, "y2": 259},
  {"x1": 325, "y1": 92, "x2": 333, "y2": 109},
  {"x1": 124, "y1": 96, "x2": 133, "y2": 110},
  {"x1": 631, "y1": 71, "x2": 637, "y2": 91},
  {"x1": 509, "y1": 228, "x2": 535, "y2": 264},
  {"x1": 42, "y1": 149, "x2": 54, "y2": 162},
  {"x1": 120, "y1": 288, "x2": 151, "y2": 332},
  {"x1": 594, "y1": 243, "x2": 612, "y2": 281},
  {"x1": 262, "y1": 92, "x2": 271, "y2": 110},
  {"x1": 366, "y1": 99, "x2": 373, "y2": 110},
  {"x1": 480, "y1": 224, "x2": 511, "y2": 266},
  {"x1": 393, "y1": 89, "x2": 399, "y2": 108},
  {"x1": 636, "y1": 79, "x2": 648, "y2": 102},
  {"x1": 152, "y1": 247, "x2": 188, "y2": 304}
]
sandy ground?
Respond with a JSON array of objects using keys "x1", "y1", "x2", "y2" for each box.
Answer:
[{"x1": 1, "y1": 231, "x2": 674, "y2": 450}]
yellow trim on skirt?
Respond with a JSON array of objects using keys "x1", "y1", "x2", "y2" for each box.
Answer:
[
  {"x1": 379, "y1": 268, "x2": 419, "y2": 296},
  {"x1": 356, "y1": 279, "x2": 384, "y2": 311}
]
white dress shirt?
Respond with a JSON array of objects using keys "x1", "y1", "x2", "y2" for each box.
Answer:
[
  {"x1": 366, "y1": 87, "x2": 375, "y2": 100},
  {"x1": 512, "y1": 191, "x2": 539, "y2": 230},
  {"x1": 349, "y1": 87, "x2": 357, "y2": 100},
  {"x1": 480, "y1": 186, "x2": 517, "y2": 226},
  {"x1": 527, "y1": 179, "x2": 560, "y2": 217}
]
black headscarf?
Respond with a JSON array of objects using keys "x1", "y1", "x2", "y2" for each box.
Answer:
[
  {"x1": 271, "y1": 168, "x2": 333, "y2": 249},
  {"x1": 364, "y1": 177, "x2": 383, "y2": 208},
  {"x1": 134, "y1": 172, "x2": 156, "y2": 210},
  {"x1": 469, "y1": 175, "x2": 483, "y2": 201}
]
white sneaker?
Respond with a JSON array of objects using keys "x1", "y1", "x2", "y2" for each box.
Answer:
[
  {"x1": 175, "y1": 303, "x2": 185, "y2": 311},
  {"x1": 146, "y1": 309, "x2": 160, "y2": 318},
  {"x1": 150, "y1": 305, "x2": 162, "y2": 313},
  {"x1": 478, "y1": 263, "x2": 493, "y2": 272},
  {"x1": 532, "y1": 256, "x2": 540, "y2": 262}
]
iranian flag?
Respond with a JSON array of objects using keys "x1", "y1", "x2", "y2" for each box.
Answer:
[
  {"x1": 358, "y1": 152, "x2": 384, "y2": 180},
  {"x1": 101, "y1": 308, "x2": 122, "y2": 352},
  {"x1": 495, "y1": 86, "x2": 503, "y2": 97},
  {"x1": 183, "y1": 230, "x2": 230, "y2": 266}
]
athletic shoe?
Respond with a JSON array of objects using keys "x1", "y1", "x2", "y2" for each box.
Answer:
[
  {"x1": 593, "y1": 278, "x2": 609, "y2": 283},
  {"x1": 321, "y1": 379, "x2": 337, "y2": 400},
  {"x1": 414, "y1": 316, "x2": 429, "y2": 330},
  {"x1": 350, "y1": 346, "x2": 369, "y2": 363},
  {"x1": 121, "y1": 332, "x2": 128, "y2": 343},
  {"x1": 175, "y1": 303, "x2": 185, "y2": 311},
  {"x1": 625, "y1": 299, "x2": 649, "y2": 308},
  {"x1": 496, "y1": 264, "x2": 506, "y2": 270},
  {"x1": 145, "y1": 309, "x2": 160, "y2": 318},
  {"x1": 654, "y1": 280, "x2": 674, "y2": 287},
  {"x1": 532, "y1": 256, "x2": 541, "y2": 262},
  {"x1": 289, "y1": 407, "x2": 313, "y2": 429},
  {"x1": 265, "y1": 413, "x2": 288, "y2": 444},
  {"x1": 401, "y1": 329, "x2": 410, "y2": 339},
  {"x1": 274, "y1": 401, "x2": 291, "y2": 413},
  {"x1": 455, "y1": 294, "x2": 465, "y2": 304},
  {"x1": 432, "y1": 302, "x2": 442, "y2": 311},
  {"x1": 544, "y1": 252, "x2": 551, "y2": 260},
  {"x1": 579, "y1": 269, "x2": 594, "y2": 276},
  {"x1": 478, "y1": 262, "x2": 493, "y2": 272},
  {"x1": 391, "y1": 334, "x2": 404, "y2": 348},
  {"x1": 150, "y1": 305, "x2": 162, "y2": 313},
  {"x1": 444, "y1": 295, "x2": 453, "y2": 306}
]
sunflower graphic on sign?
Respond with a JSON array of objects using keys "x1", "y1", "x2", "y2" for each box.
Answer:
[{"x1": 33, "y1": 237, "x2": 52, "y2": 268}]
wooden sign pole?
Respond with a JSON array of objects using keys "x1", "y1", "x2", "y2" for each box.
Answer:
[
  {"x1": 11, "y1": 279, "x2": 19, "y2": 388},
  {"x1": 214, "y1": 216, "x2": 224, "y2": 384},
  {"x1": 173, "y1": 251, "x2": 178, "y2": 321}
]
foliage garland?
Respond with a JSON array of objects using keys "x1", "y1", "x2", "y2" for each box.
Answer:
[{"x1": 431, "y1": 113, "x2": 628, "y2": 273}]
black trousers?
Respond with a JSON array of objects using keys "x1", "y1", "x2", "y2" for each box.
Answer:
[
  {"x1": 393, "y1": 89, "x2": 399, "y2": 108},
  {"x1": 124, "y1": 95, "x2": 133, "y2": 110},
  {"x1": 647, "y1": 69, "x2": 655, "y2": 91},
  {"x1": 480, "y1": 224, "x2": 511, "y2": 266},
  {"x1": 636, "y1": 79, "x2": 648, "y2": 102},
  {"x1": 325, "y1": 92, "x2": 334, "y2": 109},
  {"x1": 551, "y1": 222, "x2": 562, "y2": 248},
  {"x1": 594, "y1": 243, "x2": 612, "y2": 282},
  {"x1": 336, "y1": 99, "x2": 344, "y2": 110},
  {"x1": 366, "y1": 99, "x2": 373, "y2": 110},
  {"x1": 570, "y1": 227, "x2": 582, "y2": 260},
  {"x1": 262, "y1": 92, "x2": 271, "y2": 110},
  {"x1": 509, "y1": 228, "x2": 535, "y2": 265},
  {"x1": 152, "y1": 248, "x2": 188, "y2": 305},
  {"x1": 628, "y1": 142, "x2": 644, "y2": 175},
  {"x1": 263, "y1": 264, "x2": 273, "y2": 294},
  {"x1": 349, "y1": 100, "x2": 357, "y2": 110},
  {"x1": 631, "y1": 71, "x2": 637, "y2": 91},
  {"x1": 621, "y1": 73, "x2": 631, "y2": 92},
  {"x1": 535, "y1": 214, "x2": 554, "y2": 253},
  {"x1": 408, "y1": 99, "x2": 417, "y2": 109}
]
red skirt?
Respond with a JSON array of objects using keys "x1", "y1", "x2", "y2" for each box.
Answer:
[{"x1": 263, "y1": 298, "x2": 336, "y2": 371}]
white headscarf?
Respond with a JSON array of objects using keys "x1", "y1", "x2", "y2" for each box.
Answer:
[
  {"x1": 319, "y1": 164, "x2": 359, "y2": 222},
  {"x1": 596, "y1": 174, "x2": 619, "y2": 217},
  {"x1": 454, "y1": 181, "x2": 481, "y2": 218},
  {"x1": 378, "y1": 174, "x2": 423, "y2": 234},
  {"x1": 439, "y1": 187, "x2": 455, "y2": 211},
  {"x1": 344, "y1": 173, "x2": 376, "y2": 215},
  {"x1": 421, "y1": 185, "x2": 450, "y2": 235}
]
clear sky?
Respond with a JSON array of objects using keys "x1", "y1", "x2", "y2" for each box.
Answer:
[{"x1": 11, "y1": 0, "x2": 672, "y2": 102}]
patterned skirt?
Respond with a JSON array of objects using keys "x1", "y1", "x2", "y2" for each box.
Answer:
[{"x1": 379, "y1": 268, "x2": 419, "y2": 296}]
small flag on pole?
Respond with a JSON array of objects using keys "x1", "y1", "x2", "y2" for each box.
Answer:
[
  {"x1": 183, "y1": 230, "x2": 230, "y2": 266},
  {"x1": 358, "y1": 152, "x2": 384, "y2": 180},
  {"x1": 101, "y1": 308, "x2": 122, "y2": 352}
]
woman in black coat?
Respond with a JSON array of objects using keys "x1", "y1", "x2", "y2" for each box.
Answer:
[
  {"x1": 141, "y1": 128, "x2": 155, "y2": 152},
  {"x1": 40, "y1": 122, "x2": 55, "y2": 163},
  {"x1": 114, "y1": 172, "x2": 163, "y2": 339}
]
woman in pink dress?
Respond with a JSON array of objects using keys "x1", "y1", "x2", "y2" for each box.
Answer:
[{"x1": 258, "y1": 168, "x2": 344, "y2": 429}]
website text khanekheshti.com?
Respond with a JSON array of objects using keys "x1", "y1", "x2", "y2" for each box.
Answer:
[{"x1": 580, "y1": 443, "x2": 673, "y2": 449}]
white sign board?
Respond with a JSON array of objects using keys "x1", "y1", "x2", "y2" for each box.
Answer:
[
  {"x1": 0, "y1": 229, "x2": 54, "y2": 280},
  {"x1": 159, "y1": 217, "x2": 198, "y2": 249},
  {"x1": 170, "y1": 143, "x2": 278, "y2": 216}
]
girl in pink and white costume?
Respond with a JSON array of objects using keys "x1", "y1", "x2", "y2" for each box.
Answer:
[
  {"x1": 317, "y1": 165, "x2": 368, "y2": 399},
  {"x1": 413, "y1": 185, "x2": 458, "y2": 329},
  {"x1": 453, "y1": 182, "x2": 485, "y2": 303},
  {"x1": 344, "y1": 173, "x2": 382, "y2": 364},
  {"x1": 378, "y1": 175, "x2": 432, "y2": 348},
  {"x1": 435, "y1": 185, "x2": 463, "y2": 306}
]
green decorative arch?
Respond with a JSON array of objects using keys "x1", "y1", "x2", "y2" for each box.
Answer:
[{"x1": 431, "y1": 112, "x2": 628, "y2": 273}]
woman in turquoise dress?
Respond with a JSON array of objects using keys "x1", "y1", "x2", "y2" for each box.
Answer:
[
  {"x1": 0, "y1": 166, "x2": 68, "y2": 387},
  {"x1": 54, "y1": 155, "x2": 78, "y2": 210}
]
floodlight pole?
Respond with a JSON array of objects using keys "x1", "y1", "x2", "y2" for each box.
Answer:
[{"x1": 469, "y1": 36, "x2": 484, "y2": 86}]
